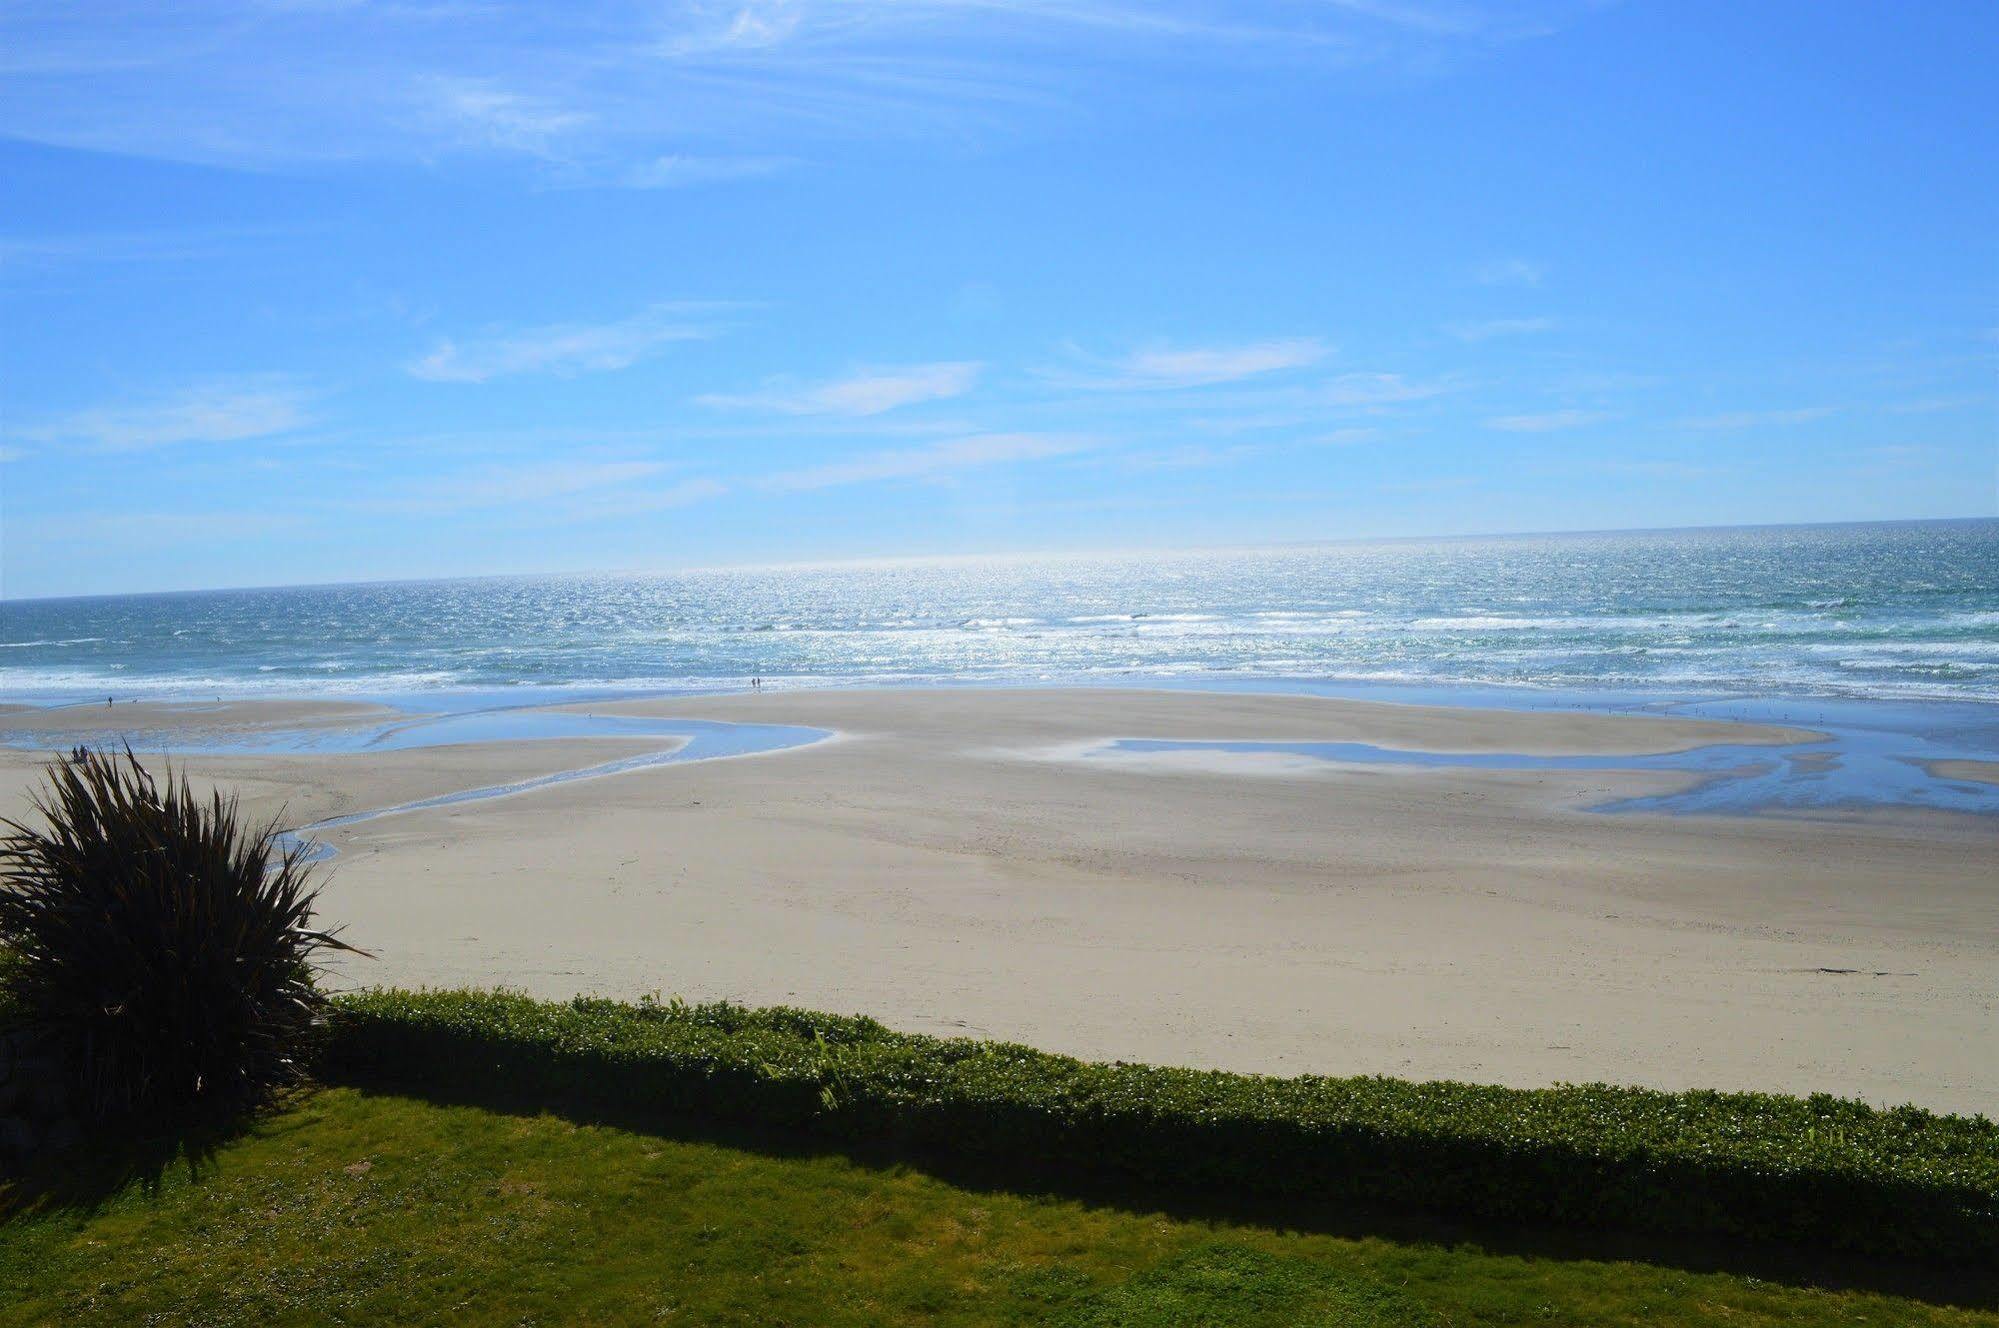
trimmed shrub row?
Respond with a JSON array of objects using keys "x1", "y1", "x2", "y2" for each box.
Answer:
[{"x1": 323, "y1": 988, "x2": 1999, "y2": 1265}]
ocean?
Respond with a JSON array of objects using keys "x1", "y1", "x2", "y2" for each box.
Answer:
[{"x1": 5, "y1": 520, "x2": 1994, "y2": 705}]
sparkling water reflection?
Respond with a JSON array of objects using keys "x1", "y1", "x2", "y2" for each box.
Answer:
[{"x1": 6, "y1": 520, "x2": 1994, "y2": 703}]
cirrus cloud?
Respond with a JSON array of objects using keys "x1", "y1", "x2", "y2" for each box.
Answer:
[
  {"x1": 699, "y1": 361, "x2": 982, "y2": 416},
  {"x1": 1680, "y1": 406, "x2": 1838, "y2": 430},
  {"x1": 1446, "y1": 316, "x2": 1556, "y2": 341},
  {"x1": 1486, "y1": 408, "x2": 1612, "y2": 432},
  {"x1": 409, "y1": 303, "x2": 731, "y2": 383},
  {"x1": 25, "y1": 379, "x2": 313, "y2": 452},
  {"x1": 1045, "y1": 337, "x2": 1330, "y2": 390}
]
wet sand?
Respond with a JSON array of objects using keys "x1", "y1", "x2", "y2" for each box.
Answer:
[{"x1": 1935, "y1": 758, "x2": 1999, "y2": 788}]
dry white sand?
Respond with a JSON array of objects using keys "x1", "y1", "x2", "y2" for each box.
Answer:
[{"x1": 1, "y1": 688, "x2": 1992, "y2": 1114}]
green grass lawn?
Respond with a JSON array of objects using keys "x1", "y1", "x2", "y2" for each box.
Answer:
[{"x1": 3, "y1": 1087, "x2": 1993, "y2": 1328}]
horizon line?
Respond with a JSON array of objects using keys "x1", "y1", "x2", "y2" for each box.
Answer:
[{"x1": 3, "y1": 513, "x2": 1992, "y2": 606}]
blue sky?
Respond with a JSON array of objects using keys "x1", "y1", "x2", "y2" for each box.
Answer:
[{"x1": 1, "y1": 1, "x2": 1993, "y2": 598}]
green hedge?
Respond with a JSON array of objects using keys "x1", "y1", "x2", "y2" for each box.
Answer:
[{"x1": 323, "y1": 989, "x2": 1999, "y2": 1265}]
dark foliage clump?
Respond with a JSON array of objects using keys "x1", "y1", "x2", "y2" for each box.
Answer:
[{"x1": 0, "y1": 747, "x2": 360, "y2": 1121}]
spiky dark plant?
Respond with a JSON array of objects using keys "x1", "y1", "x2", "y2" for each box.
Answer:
[{"x1": 0, "y1": 746, "x2": 362, "y2": 1121}]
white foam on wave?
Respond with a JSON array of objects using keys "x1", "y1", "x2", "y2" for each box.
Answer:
[{"x1": 0, "y1": 666, "x2": 467, "y2": 700}]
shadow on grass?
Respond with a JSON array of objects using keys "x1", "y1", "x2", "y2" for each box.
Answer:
[
  {"x1": 322, "y1": 1061, "x2": 1999, "y2": 1314},
  {"x1": 0, "y1": 1097, "x2": 263, "y2": 1224}
]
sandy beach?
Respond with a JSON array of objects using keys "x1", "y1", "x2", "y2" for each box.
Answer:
[{"x1": 1, "y1": 687, "x2": 1992, "y2": 1115}]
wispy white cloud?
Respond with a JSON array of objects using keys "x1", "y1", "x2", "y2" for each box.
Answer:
[
  {"x1": 765, "y1": 432, "x2": 1089, "y2": 491},
  {"x1": 1315, "y1": 426, "x2": 1384, "y2": 445},
  {"x1": 0, "y1": 3, "x2": 1596, "y2": 174},
  {"x1": 1124, "y1": 339, "x2": 1330, "y2": 385},
  {"x1": 1319, "y1": 372, "x2": 1449, "y2": 406},
  {"x1": 1486, "y1": 408, "x2": 1610, "y2": 432},
  {"x1": 618, "y1": 154, "x2": 799, "y2": 188},
  {"x1": 1884, "y1": 395, "x2": 1982, "y2": 415},
  {"x1": 0, "y1": 224, "x2": 305, "y2": 276},
  {"x1": 409, "y1": 304, "x2": 728, "y2": 383},
  {"x1": 26, "y1": 380, "x2": 313, "y2": 451},
  {"x1": 1047, "y1": 338, "x2": 1330, "y2": 390},
  {"x1": 423, "y1": 76, "x2": 591, "y2": 157},
  {"x1": 1680, "y1": 406, "x2": 1837, "y2": 430},
  {"x1": 700, "y1": 362, "x2": 981, "y2": 416},
  {"x1": 1475, "y1": 257, "x2": 1545, "y2": 286},
  {"x1": 1446, "y1": 316, "x2": 1555, "y2": 341},
  {"x1": 659, "y1": 0, "x2": 1532, "y2": 59},
  {"x1": 663, "y1": 1, "x2": 811, "y2": 57}
]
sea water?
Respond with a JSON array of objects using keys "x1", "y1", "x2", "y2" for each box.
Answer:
[{"x1": 5, "y1": 520, "x2": 1995, "y2": 704}]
